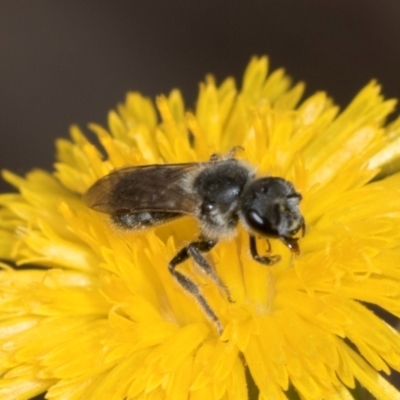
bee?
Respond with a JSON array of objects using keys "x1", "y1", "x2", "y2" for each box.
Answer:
[{"x1": 83, "y1": 151, "x2": 305, "y2": 333}]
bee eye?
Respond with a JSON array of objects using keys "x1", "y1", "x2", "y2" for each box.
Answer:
[{"x1": 245, "y1": 209, "x2": 278, "y2": 236}]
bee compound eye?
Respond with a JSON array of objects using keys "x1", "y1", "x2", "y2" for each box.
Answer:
[
  {"x1": 245, "y1": 209, "x2": 278, "y2": 236},
  {"x1": 246, "y1": 209, "x2": 263, "y2": 226}
]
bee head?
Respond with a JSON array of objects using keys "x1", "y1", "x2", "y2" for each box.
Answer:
[{"x1": 240, "y1": 177, "x2": 305, "y2": 253}]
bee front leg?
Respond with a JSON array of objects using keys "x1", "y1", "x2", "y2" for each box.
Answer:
[{"x1": 249, "y1": 235, "x2": 281, "y2": 265}]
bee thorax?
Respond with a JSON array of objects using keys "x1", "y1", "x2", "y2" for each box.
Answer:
[{"x1": 199, "y1": 203, "x2": 239, "y2": 240}]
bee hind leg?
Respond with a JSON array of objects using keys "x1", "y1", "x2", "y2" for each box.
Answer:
[
  {"x1": 167, "y1": 265, "x2": 223, "y2": 334},
  {"x1": 168, "y1": 238, "x2": 231, "y2": 334},
  {"x1": 186, "y1": 239, "x2": 233, "y2": 302}
]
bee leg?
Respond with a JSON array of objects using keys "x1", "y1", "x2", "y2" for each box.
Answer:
[
  {"x1": 169, "y1": 247, "x2": 223, "y2": 334},
  {"x1": 249, "y1": 235, "x2": 281, "y2": 265},
  {"x1": 209, "y1": 146, "x2": 244, "y2": 162},
  {"x1": 187, "y1": 239, "x2": 234, "y2": 303},
  {"x1": 209, "y1": 153, "x2": 221, "y2": 162},
  {"x1": 226, "y1": 145, "x2": 244, "y2": 158}
]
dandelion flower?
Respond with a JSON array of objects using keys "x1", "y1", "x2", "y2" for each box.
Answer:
[{"x1": 1, "y1": 56, "x2": 400, "y2": 400}]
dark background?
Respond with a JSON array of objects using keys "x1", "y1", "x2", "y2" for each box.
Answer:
[
  {"x1": 1, "y1": 1, "x2": 400, "y2": 397},
  {"x1": 2, "y1": 1, "x2": 400, "y2": 193}
]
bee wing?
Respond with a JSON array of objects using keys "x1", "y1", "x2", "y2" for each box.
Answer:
[{"x1": 83, "y1": 163, "x2": 204, "y2": 215}]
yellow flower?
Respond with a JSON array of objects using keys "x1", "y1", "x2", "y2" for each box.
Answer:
[{"x1": 1, "y1": 56, "x2": 400, "y2": 400}]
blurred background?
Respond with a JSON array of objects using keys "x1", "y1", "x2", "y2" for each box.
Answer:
[
  {"x1": 2, "y1": 1, "x2": 400, "y2": 192},
  {"x1": 1, "y1": 1, "x2": 400, "y2": 396}
]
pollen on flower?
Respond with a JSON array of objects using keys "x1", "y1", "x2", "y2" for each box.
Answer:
[{"x1": 1, "y1": 56, "x2": 400, "y2": 400}]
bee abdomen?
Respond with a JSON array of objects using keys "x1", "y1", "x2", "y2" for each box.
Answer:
[{"x1": 111, "y1": 211, "x2": 182, "y2": 230}]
